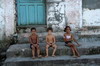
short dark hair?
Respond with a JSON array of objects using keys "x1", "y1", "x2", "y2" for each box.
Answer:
[
  {"x1": 64, "y1": 26, "x2": 71, "y2": 32},
  {"x1": 47, "y1": 27, "x2": 53, "y2": 32},
  {"x1": 31, "y1": 27, "x2": 36, "y2": 31}
]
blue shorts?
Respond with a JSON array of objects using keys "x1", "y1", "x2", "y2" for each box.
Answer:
[{"x1": 30, "y1": 44, "x2": 39, "y2": 49}]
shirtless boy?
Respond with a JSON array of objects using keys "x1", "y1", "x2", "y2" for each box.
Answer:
[
  {"x1": 45, "y1": 27, "x2": 57, "y2": 57},
  {"x1": 29, "y1": 27, "x2": 41, "y2": 59}
]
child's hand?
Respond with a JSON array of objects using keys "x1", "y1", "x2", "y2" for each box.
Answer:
[
  {"x1": 77, "y1": 44, "x2": 81, "y2": 47},
  {"x1": 47, "y1": 43, "x2": 51, "y2": 45}
]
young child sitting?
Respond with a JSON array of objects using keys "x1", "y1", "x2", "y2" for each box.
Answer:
[
  {"x1": 45, "y1": 27, "x2": 57, "y2": 57},
  {"x1": 29, "y1": 27, "x2": 41, "y2": 59},
  {"x1": 63, "y1": 26, "x2": 80, "y2": 57}
]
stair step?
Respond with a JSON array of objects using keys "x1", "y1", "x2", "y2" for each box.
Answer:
[
  {"x1": 4, "y1": 54, "x2": 100, "y2": 66},
  {"x1": 17, "y1": 26, "x2": 47, "y2": 33},
  {"x1": 13, "y1": 31, "x2": 100, "y2": 44},
  {"x1": 6, "y1": 42, "x2": 100, "y2": 58},
  {"x1": 16, "y1": 32, "x2": 64, "y2": 43}
]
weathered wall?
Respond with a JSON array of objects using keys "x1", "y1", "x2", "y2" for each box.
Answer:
[
  {"x1": 47, "y1": 0, "x2": 66, "y2": 31},
  {"x1": 0, "y1": 0, "x2": 16, "y2": 40},
  {"x1": 0, "y1": 0, "x2": 5, "y2": 40},
  {"x1": 0, "y1": 0, "x2": 100, "y2": 41},
  {"x1": 64, "y1": 0, "x2": 82, "y2": 30},
  {"x1": 47, "y1": 0, "x2": 82, "y2": 31},
  {"x1": 83, "y1": 0, "x2": 100, "y2": 26}
]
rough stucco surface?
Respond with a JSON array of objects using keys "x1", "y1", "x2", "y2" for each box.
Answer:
[
  {"x1": 47, "y1": 0, "x2": 82, "y2": 31},
  {"x1": 4, "y1": 0, "x2": 16, "y2": 37},
  {"x1": 64, "y1": 0, "x2": 82, "y2": 30},
  {"x1": 0, "y1": 0, "x2": 15, "y2": 40},
  {"x1": 83, "y1": 9, "x2": 100, "y2": 26},
  {"x1": 47, "y1": 2, "x2": 66, "y2": 31},
  {"x1": 0, "y1": 0, "x2": 100, "y2": 40},
  {"x1": 0, "y1": 0, "x2": 5, "y2": 40}
]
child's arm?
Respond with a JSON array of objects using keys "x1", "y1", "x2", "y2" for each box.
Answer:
[
  {"x1": 46, "y1": 36, "x2": 49, "y2": 44},
  {"x1": 37, "y1": 35, "x2": 39, "y2": 44},
  {"x1": 63, "y1": 34, "x2": 66, "y2": 42},
  {"x1": 53, "y1": 36, "x2": 56, "y2": 44},
  {"x1": 29, "y1": 36, "x2": 33, "y2": 44}
]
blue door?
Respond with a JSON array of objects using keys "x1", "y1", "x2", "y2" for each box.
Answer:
[{"x1": 17, "y1": 0, "x2": 46, "y2": 26}]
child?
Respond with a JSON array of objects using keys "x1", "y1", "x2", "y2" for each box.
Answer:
[
  {"x1": 45, "y1": 27, "x2": 57, "y2": 57},
  {"x1": 63, "y1": 26, "x2": 80, "y2": 57},
  {"x1": 29, "y1": 27, "x2": 41, "y2": 59}
]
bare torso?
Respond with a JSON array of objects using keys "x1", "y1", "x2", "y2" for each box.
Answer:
[
  {"x1": 46, "y1": 35, "x2": 55, "y2": 43},
  {"x1": 30, "y1": 34, "x2": 38, "y2": 44}
]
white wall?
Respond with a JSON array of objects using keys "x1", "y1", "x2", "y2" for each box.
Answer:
[
  {"x1": 1, "y1": 0, "x2": 100, "y2": 40},
  {"x1": 47, "y1": 0, "x2": 82, "y2": 31},
  {"x1": 0, "y1": 0, "x2": 16, "y2": 40},
  {"x1": 83, "y1": 9, "x2": 100, "y2": 26},
  {"x1": 0, "y1": 0, "x2": 5, "y2": 40},
  {"x1": 65, "y1": 0, "x2": 82, "y2": 30},
  {"x1": 47, "y1": 2, "x2": 66, "y2": 31}
]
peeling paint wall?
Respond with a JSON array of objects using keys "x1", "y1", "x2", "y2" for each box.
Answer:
[
  {"x1": 47, "y1": 1, "x2": 66, "y2": 31},
  {"x1": 0, "y1": 0, "x2": 82, "y2": 40},
  {"x1": 47, "y1": 0, "x2": 82, "y2": 31},
  {"x1": 0, "y1": 0, "x2": 100, "y2": 41},
  {"x1": 83, "y1": 9, "x2": 100, "y2": 26},
  {"x1": 83, "y1": 0, "x2": 100, "y2": 27},
  {"x1": 4, "y1": 0, "x2": 16, "y2": 37},
  {"x1": 0, "y1": 0, "x2": 5, "y2": 40},
  {"x1": 64, "y1": 0, "x2": 82, "y2": 30},
  {"x1": 0, "y1": 0, "x2": 16, "y2": 40}
]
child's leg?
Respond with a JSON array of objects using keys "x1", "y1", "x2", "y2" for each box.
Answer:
[
  {"x1": 32, "y1": 45, "x2": 35, "y2": 58},
  {"x1": 68, "y1": 44, "x2": 76, "y2": 57},
  {"x1": 52, "y1": 44, "x2": 57, "y2": 56},
  {"x1": 73, "y1": 45, "x2": 80, "y2": 57},
  {"x1": 36, "y1": 45, "x2": 42, "y2": 57},
  {"x1": 45, "y1": 44, "x2": 50, "y2": 57},
  {"x1": 71, "y1": 47, "x2": 76, "y2": 57}
]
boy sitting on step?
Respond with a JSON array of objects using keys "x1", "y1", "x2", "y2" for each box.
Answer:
[
  {"x1": 45, "y1": 27, "x2": 57, "y2": 57},
  {"x1": 29, "y1": 27, "x2": 42, "y2": 59}
]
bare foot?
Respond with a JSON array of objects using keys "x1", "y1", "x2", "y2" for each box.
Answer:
[
  {"x1": 38, "y1": 55, "x2": 42, "y2": 58},
  {"x1": 77, "y1": 55, "x2": 80, "y2": 57},
  {"x1": 32, "y1": 56, "x2": 35, "y2": 59},
  {"x1": 72, "y1": 55, "x2": 77, "y2": 58},
  {"x1": 45, "y1": 55, "x2": 48, "y2": 57},
  {"x1": 52, "y1": 55, "x2": 56, "y2": 57}
]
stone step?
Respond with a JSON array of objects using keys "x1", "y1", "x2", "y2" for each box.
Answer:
[
  {"x1": 15, "y1": 32, "x2": 64, "y2": 43},
  {"x1": 13, "y1": 31, "x2": 100, "y2": 44},
  {"x1": 78, "y1": 35, "x2": 100, "y2": 42},
  {"x1": 6, "y1": 42, "x2": 100, "y2": 58},
  {"x1": 77, "y1": 27, "x2": 100, "y2": 41},
  {"x1": 4, "y1": 54, "x2": 100, "y2": 66},
  {"x1": 17, "y1": 26, "x2": 47, "y2": 33}
]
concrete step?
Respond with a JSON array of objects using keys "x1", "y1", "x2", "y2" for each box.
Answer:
[
  {"x1": 6, "y1": 42, "x2": 100, "y2": 58},
  {"x1": 4, "y1": 54, "x2": 100, "y2": 66},
  {"x1": 78, "y1": 35, "x2": 100, "y2": 42},
  {"x1": 14, "y1": 26, "x2": 100, "y2": 43},
  {"x1": 78, "y1": 27, "x2": 100, "y2": 42},
  {"x1": 13, "y1": 31, "x2": 100, "y2": 44},
  {"x1": 15, "y1": 32, "x2": 64, "y2": 43},
  {"x1": 17, "y1": 26, "x2": 47, "y2": 33}
]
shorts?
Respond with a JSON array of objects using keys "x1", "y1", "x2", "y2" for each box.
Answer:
[
  {"x1": 65, "y1": 41, "x2": 72, "y2": 46},
  {"x1": 30, "y1": 44, "x2": 39, "y2": 49}
]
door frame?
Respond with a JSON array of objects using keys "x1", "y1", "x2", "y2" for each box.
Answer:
[{"x1": 15, "y1": 0, "x2": 47, "y2": 27}]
